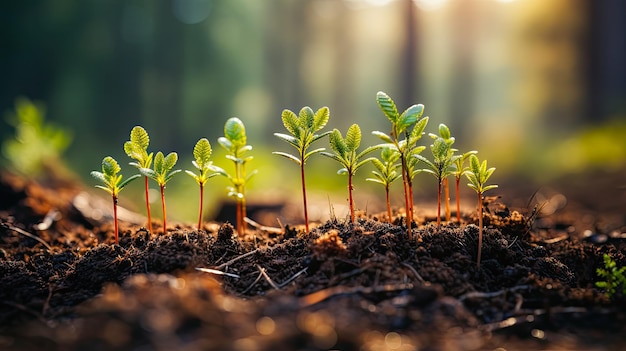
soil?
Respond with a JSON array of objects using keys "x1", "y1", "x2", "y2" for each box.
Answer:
[{"x1": 0, "y1": 170, "x2": 625, "y2": 351}]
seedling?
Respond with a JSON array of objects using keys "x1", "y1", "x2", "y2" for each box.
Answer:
[
  {"x1": 124, "y1": 126, "x2": 154, "y2": 233},
  {"x1": 273, "y1": 106, "x2": 330, "y2": 232},
  {"x1": 595, "y1": 253, "x2": 626, "y2": 298},
  {"x1": 464, "y1": 154, "x2": 497, "y2": 267},
  {"x1": 452, "y1": 150, "x2": 477, "y2": 222},
  {"x1": 90, "y1": 156, "x2": 140, "y2": 244},
  {"x1": 139, "y1": 151, "x2": 181, "y2": 234},
  {"x1": 372, "y1": 91, "x2": 429, "y2": 236},
  {"x1": 366, "y1": 146, "x2": 401, "y2": 223},
  {"x1": 211, "y1": 117, "x2": 257, "y2": 235},
  {"x1": 185, "y1": 138, "x2": 218, "y2": 231},
  {"x1": 429, "y1": 124, "x2": 455, "y2": 222},
  {"x1": 322, "y1": 124, "x2": 377, "y2": 224},
  {"x1": 416, "y1": 127, "x2": 459, "y2": 229}
]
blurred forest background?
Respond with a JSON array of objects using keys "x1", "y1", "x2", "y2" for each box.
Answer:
[{"x1": 1, "y1": 0, "x2": 625, "y2": 222}]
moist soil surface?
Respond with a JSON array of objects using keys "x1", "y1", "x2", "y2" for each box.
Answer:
[{"x1": 0, "y1": 171, "x2": 625, "y2": 350}]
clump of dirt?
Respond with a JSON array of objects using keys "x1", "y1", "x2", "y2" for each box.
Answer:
[{"x1": 0, "y1": 172, "x2": 625, "y2": 350}]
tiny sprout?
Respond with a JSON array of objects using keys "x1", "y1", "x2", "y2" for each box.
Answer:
[
  {"x1": 124, "y1": 126, "x2": 154, "y2": 233},
  {"x1": 185, "y1": 138, "x2": 218, "y2": 231},
  {"x1": 453, "y1": 150, "x2": 477, "y2": 222},
  {"x1": 211, "y1": 117, "x2": 257, "y2": 235},
  {"x1": 274, "y1": 106, "x2": 330, "y2": 232},
  {"x1": 595, "y1": 253, "x2": 626, "y2": 299},
  {"x1": 140, "y1": 151, "x2": 181, "y2": 234},
  {"x1": 91, "y1": 156, "x2": 140, "y2": 244},
  {"x1": 367, "y1": 146, "x2": 401, "y2": 223},
  {"x1": 322, "y1": 124, "x2": 377, "y2": 224},
  {"x1": 464, "y1": 154, "x2": 497, "y2": 267},
  {"x1": 416, "y1": 131, "x2": 459, "y2": 229},
  {"x1": 372, "y1": 91, "x2": 428, "y2": 236}
]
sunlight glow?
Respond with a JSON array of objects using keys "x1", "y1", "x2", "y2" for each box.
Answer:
[{"x1": 413, "y1": 0, "x2": 448, "y2": 11}]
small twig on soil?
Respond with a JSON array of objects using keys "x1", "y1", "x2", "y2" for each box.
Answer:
[
  {"x1": 241, "y1": 270, "x2": 264, "y2": 295},
  {"x1": 299, "y1": 283, "x2": 414, "y2": 307},
  {"x1": 254, "y1": 265, "x2": 308, "y2": 291},
  {"x1": 401, "y1": 262, "x2": 426, "y2": 284},
  {"x1": 244, "y1": 217, "x2": 283, "y2": 234},
  {"x1": 2, "y1": 222, "x2": 52, "y2": 251},
  {"x1": 542, "y1": 234, "x2": 569, "y2": 244},
  {"x1": 195, "y1": 267, "x2": 241, "y2": 279},
  {"x1": 215, "y1": 240, "x2": 294, "y2": 270},
  {"x1": 458, "y1": 285, "x2": 531, "y2": 302}
]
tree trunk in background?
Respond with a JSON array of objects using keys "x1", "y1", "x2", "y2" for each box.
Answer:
[
  {"x1": 401, "y1": 0, "x2": 418, "y2": 110},
  {"x1": 449, "y1": 0, "x2": 474, "y2": 140}
]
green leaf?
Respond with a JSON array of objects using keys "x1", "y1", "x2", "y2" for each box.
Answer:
[
  {"x1": 299, "y1": 106, "x2": 315, "y2": 130},
  {"x1": 193, "y1": 138, "x2": 212, "y2": 168},
  {"x1": 218, "y1": 137, "x2": 232, "y2": 151},
  {"x1": 102, "y1": 156, "x2": 121, "y2": 177},
  {"x1": 328, "y1": 129, "x2": 347, "y2": 159},
  {"x1": 224, "y1": 117, "x2": 246, "y2": 148},
  {"x1": 313, "y1": 106, "x2": 330, "y2": 132},
  {"x1": 272, "y1": 151, "x2": 302, "y2": 165},
  {"x1": 163, "y1": 152, "x2": 178, "y2": 171},
  {"x1": 303, "y1": 147, "x2": 325, "y2": 162},
  {"x1": 153, "y1": 152, "x2": 165, "y2": 175},
  {"x1": 118, "y1": 174, "x2": 141, "y2": 190},
  {"x1": 376, "y1": 91, "x2": 399, "y2": 123},
  {"x1": 90, "y1": 171, "x2": 106, "y2": 184},
  {"x1": 274, "y1": 133, "x2": 300, "y2": 149},
  {"x1": 438, "y1": 124, "x2": 451, "y2": 140},
  {"x1": 345, "y1": 124, "x2": 361, "y2": 152},
  {"x1": 372, "y1": 131, "x2": 394, "y2": 144},
  {"x1": 281, "y1": 109, "x2": 299, "y2": 135},
  {"x1": 130, "y1": 126, "x2": 150, "y2": 150},
  {"x1": 409, "y1": 116, "x2": 429, "y2": 143},
  {"x1": 398, "y1": 104, "x2": 424, "y2": 131}
]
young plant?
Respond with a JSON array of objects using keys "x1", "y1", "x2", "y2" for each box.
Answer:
[
  {"x1": 90, "y1": 156, "x2": 140, "y2": 244},
  {"x1": 372, "y1": 91, "x2": 428, "y2": 236},
  {"x1": 416, "y1": 129, "x2": 459, "y2": 229},
  {"x1": 211, "y1": 117, "x2": 257, "y2": 235},
  {"x1": 185, "y1": 138, "x2": 218, "y2": 231},
  {"x1": 124, "y1": 126, "x2": 154, "y2": 233},
  {"x1": 139, "y1": 152, "x2": 181, "y2": 234},
  {"x1": 595, "y1": 253, "x2": 626, "y2": 298},
  {"x1": 453, "y1": 150, "x2": 477, "y2": 222},
  {"x1": 322, "y1": 124, "x2": 377, "y2": 224},
  {"x1": 366, "y1": 146, "x2": 401, "y2": 223},
  {"x1": 464, "y1": 154, "x2": 497, "y2": 267},
  {"x1": 273, "y1": 106, "x2": 330, "y2": 233}
]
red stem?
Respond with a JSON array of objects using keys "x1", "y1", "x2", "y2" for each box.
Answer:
[
  {"x1": 455, "y1": 176, "x2": 461, "y2": 222},
  {"x1": 197, "y1": 184, "x2": 204, "y2": 231},
  {"x1": 444, "y1": 177, "x2": 451, "y2": 222},
  {"x1": 301, "y1": 164, "x2": 309, "y2": 233},
  {"x1": 242, "y1": 198, "x2": 248, "y2": 233},
  {"x1": 477, "y1": 192, "x2": 483, "y2": 268},
  {"x1": 385, "y1": 186, "x2": 392, "y2": 224},
  {"x1": 401, "y1": 157, "x2": 412, "y2": 237},
  {"x1": 112, "y1": 195, "x2": 119, "y2": 245},
  {"x1": 348, "y1": 173, "x2": 355, "y2": 224},
  {"x1": 160, "y1": 185, "x2": 167, "y2": 234},
  {"x1": 437, "y1": 179, "x2": 442, "y2": 229},
  {"x1": 144, "y1": 176, "x2": 153, "y2": 233}
]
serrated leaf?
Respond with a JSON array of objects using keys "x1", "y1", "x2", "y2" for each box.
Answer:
[
  {"x1": 193, "y1": 138, "x2": 212, "y2": 168},
  {"x1": 376, "y1": 91, "x2": 399, "y2": 123},
  {"x1": 328, "y1": 129, "x2": 347, "y2": 159},
  {"x1": 399, "y1": 104, "x2": 424, "y2": 128},
  {"x1": 345, "y1": 124, "x2": 361, "y2": 152},
  {"x1": 281, "y1": 109, "x2": 299, "y2": 135},
  {"x1": 299, "y1": 106, "x2": 315, "y2": 129},
  {"x1": 409, "y1": 116, "x2": 429, "y2": 143},
  {"x1": 130, "y1": 126, "x2": 150, "y2": 150},
  {"x1": 313, "y1": 106, "x2": 330, "y2": 132},
  {"x1": 102, "y1": 156, "x2": 120, "y2": 177},
  {"x1": 153, "y1": 152, "x2": 165, "y2": 175}
]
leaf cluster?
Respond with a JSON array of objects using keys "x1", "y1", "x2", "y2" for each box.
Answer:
[
  {"x1": 212, "y1": 117, "x2": 257, "y2": 200},
  {"x1": 367, "y1": 146, "x2": 402, "y2": 188},
  {"x1": 322, "y1": 124, "x2": 377, "y2": 176},
  {"x1": 124, "y1": 126, "x2": 153, "y2": 169},
  {"x1": 273, "y1": 107, "x2": 330, "y2": 164},
  {"x1": 140, "y1": 152, "x2": 181, "y2": 187},
  {"x1": 416, "y1": 135, "x2": 459, "y2": 181},
  {"x1": 595, "y1": 253, "x2": 626, "y2": 298},
  {"x1": 91, "y1": 156, "x2": 140, "y2": 196},
  {"x1": 464, "y1": 154, "x2": 497, "y2": 194},
  {"x1": 185, "y1": 138, "x2": 218, "y2": 186}
]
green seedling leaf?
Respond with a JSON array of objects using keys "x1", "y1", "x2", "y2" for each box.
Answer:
[{"x1": 376, "y1": 91, "x2": 399, "y2": 123}]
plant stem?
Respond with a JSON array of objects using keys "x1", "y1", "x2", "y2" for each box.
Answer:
[
  {"x1": 300, "y1": 163, "x2": 310, "y2": 233},
  {"x1": 112, "y1": 195, "x2": 119, "y2": 245},
  {"x1": 144, "y1": 176, "x2": 153, "y2": 233},
  {"x1": 400, "y1": 156, "x2": 412, "y2": 237},
  {"x1": 197, "y1": 184, "x2": 204, "y2": 231},
  {"x1": 477, "y1": 191, "x2": 483, "y2": 268},
  {"x1": 241, "y1": 198, "x2": 248, "y2": 232},
  {"x1": 385, "y1": 186, "x2": 392, "y2": 223},
  {"x1": 437, "y1": 179, "x2": 442, "y2": 229},
  {"x1": 444, "y1": 177, "x2": 451, "y2": 221},
  {"x1": 160, "y1": 185, "x2": 167, "y2": 234},
  {"x1": 455, "y1": 176, "x2": 461, "y2": 222},
  {"x1": 348, "y1": 173, "x2": 355, "y2": 223}
]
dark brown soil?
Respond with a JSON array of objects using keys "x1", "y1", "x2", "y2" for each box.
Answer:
[{"x1": 0, "y1": 171, "x2": 625, "y2": 350}]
